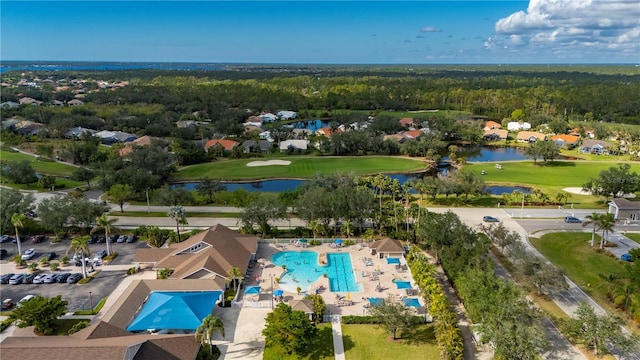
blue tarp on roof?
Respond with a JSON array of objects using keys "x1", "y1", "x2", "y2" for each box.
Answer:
[{"x1": 126, "y1": 291, "x2": 222, "y2": 331}]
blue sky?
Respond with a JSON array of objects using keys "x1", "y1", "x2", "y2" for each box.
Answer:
[{"x1": 1, "y1": 1, "x2": 639, "y2": 64}]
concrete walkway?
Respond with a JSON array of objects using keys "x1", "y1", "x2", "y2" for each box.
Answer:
[
  {"x1": 217, "y1": 307, "x2": 269, "y2": 360},
  {"x1": 331, "y1": 316, "x2": 346, "y2": 360}
]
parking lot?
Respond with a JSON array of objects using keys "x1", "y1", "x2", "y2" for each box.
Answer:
[{"x1": 0, "y1": 235, "x2": 147, "y2": 311}]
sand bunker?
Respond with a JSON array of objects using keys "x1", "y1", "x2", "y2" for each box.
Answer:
[
  {"x1": 563, "y1": 187, "x2": 591, "y2": 195},
  {"x1": 246, "y1": 160, "x2": 292, "y2": 167}
]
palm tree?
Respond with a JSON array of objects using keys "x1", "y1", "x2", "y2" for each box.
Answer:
[
  {"x1": 341, "y1": 220, "x2": 354, "y2": 238},
  {"x1": 582, "y1": 212, "x2": 603, "y2": 247},
  {"x1": 92, "y1": 214, "x2": 118, "y2": 256},
  {"x1": 227, "y1": 266, "x2": 243, "y2": 291},
  {"x1": 67, "y1": 235, "x2": 91, "y2": 278},
  {"x1": 167, "y1": 206, "x2": 187, "y2": 240},
  {"x1": 11, "y1": 213, "x2": 27, "y2": 256},
  {"x1": 598, "y1": 213, "x2": 616, "y2": 249},
  {"x1": 195, "y1": 314, "x2": 225, "y2": 353}
]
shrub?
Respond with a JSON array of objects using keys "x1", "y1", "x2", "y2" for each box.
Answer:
[
  {"x1": 1, "y1": 318, "x2": 15, "y2": 332},
  {"x1": 126, "y1": 267, "x2": 137, "y2": 275},
  {"x1": 343, "y1": 239, "x2": 356, "y2": 246},
  {"x1": 60, "y1": 256, "x2": 70, "y2": 264},
  {"x1": 67, "y1": 320, "x2": 89, "y2": 335},
  {"x1": 157, "y1": 268, "x2": 174, "y2": 279},
  {"x1": 28, "y1": 262, "x2": 38, "y2": 271},
  {"x1": 103, "y1": 252, "x2": 118, "y2": 263},
  {"x1": 50, "y1": 262, "x2": 59, "y2": 271}
]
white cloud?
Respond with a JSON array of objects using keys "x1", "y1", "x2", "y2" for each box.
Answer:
[
  {"x1": 420, "y1": 26, "x2": 442, "y2": 33},
  {"x1": 486, "y1": 0, "x2": 640, "y2": 62}
]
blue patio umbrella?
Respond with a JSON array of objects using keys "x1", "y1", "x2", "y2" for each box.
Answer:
[
  {"x1": 335, "y1": 239, "x2": 343, "y2": 244},
  {"x1": 274, "y1": 289, "x2": 284, "y2": 296}
]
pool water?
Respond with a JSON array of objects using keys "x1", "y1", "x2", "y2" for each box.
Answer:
[
  {"x1": 386, "y1": 258, "x2": 401, "y2": 265},
  {"x1": 393, "y1": 279, "x2": 412, "y2": 289},
  {"x1": 403, "y1": 298, "x2": 421, "y2": 307},
  {"x1": 271, "y1": 251, "x2": 360, "y2": 293}
]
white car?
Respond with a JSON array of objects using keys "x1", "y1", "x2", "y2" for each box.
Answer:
[
  {"x1": 32, "y1": 274, "x2": 48, "y2": 284},
  {"x1": 21, "y1": 248, "x2": 37, "y2": 260},
  {"x1": 18, "y1": 294, "x2": 35, "y2": 306}
]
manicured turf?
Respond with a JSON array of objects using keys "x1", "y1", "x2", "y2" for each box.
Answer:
[
  {"x1": 112, "y1": 211, "x2": 241, "y2": 218},
  {"x1": 263, "y1": 323, "x2": 334, "y2": 360},
  {"x1": 0, "y1": 150, "x2": 79, "y2": 176},
  {"x1": 623, "y1": 233, "x2": 640, "y2": 245},
  {"x1": 174, "y1": 156, "x2": 426, "y2": 181},
  {"x1": 342, "y1": 324, "x2": 439, "y2": 360},
  {"x1": 529, "y1": 232, "x2": 627, "y2": 311}
]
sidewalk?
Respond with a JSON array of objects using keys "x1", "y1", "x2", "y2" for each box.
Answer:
[{"x1": 331, "y1": 316, "x2": 346, "y2": 360}]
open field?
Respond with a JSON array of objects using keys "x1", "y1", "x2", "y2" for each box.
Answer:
[
  {"x1": 0, "y1": 150, "x2": 78, "y2": 176},
  {"x1": 341, "y1": 324, "x2": 439, "y2": 360},
  {"x1": 529, "y1": 233, "x2": 628, "y2": 314},
  {"x1": 263, "y1": 323, "x2": 334, "y2": 360},
  {"x1": 174, "y1": 156, "x2": 426, "y2": 181}
]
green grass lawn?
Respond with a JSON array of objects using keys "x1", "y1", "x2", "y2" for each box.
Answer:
[
  {"x1": 263, "y1": 323, "x2": 334, "y2": 360},
  {"x1": 529, "y1": 232, "x2": 628, "y2": 312},
  {"x1": 342, "y1": 324, "x2": 439, "y2": 360},
  {"x1": 623, "y1": 233, "x2": 640, "y2": 245},
  {"x1": 174, "y1": 156, "x2": 426, "y2": 181},
  {"x1": 111, "y1": 211, "x2": 241, "y2": 218},
  {"x1": 0, "y1": 150, "x2": 79, "y2": 176}
]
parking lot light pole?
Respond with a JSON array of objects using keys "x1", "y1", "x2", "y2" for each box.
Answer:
[{"x1": 89, "y1": 291, "x2": 93, "y2": 313}]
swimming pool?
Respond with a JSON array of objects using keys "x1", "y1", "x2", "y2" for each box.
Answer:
[
  {"x1": 386, "y1": 257, "x2": 401, "y2": 265},
  {"x1": 271, "y1": 251, "x2": 360, "y2": 293},
  {"x1": 403, "y1": 298, "x2": 421, "y2": 307},
  {"x1": 393, "y1": 279, "x2": 412, "y2": 289}
]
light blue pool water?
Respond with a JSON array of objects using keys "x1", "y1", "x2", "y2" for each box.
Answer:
[
  {"x1": 403, "y1": 298, "x2": 421, "y2": 307},
  {"x1": 271, "y1": 251, "x2": 360, "y2": 293},
  {"x1": 386, "y1": 258, "x2": 401, "y2": 265},
  {"x1": 393, "y1": 279, "x2": 412, "y2": 289},
  {"x1": 368, "y1": 297, "x2": 384, "y2": 306}
]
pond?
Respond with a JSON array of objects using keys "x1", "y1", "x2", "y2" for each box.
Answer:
[
  {"x1": 456, "y1": 146, "x2": 528, "y2": 162},
  {"x1": 174, "y1": 174, "x2": 529, "y2": 195}
]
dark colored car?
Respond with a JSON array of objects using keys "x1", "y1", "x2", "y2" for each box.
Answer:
[
  {"x1": 24, "y1": 210, "x2": 37, "y2": 218},
  {"x1": 43, "y1": 252, "x2": 57, "y2": 261},
  {"x1": 116, "y1": 235, "x2": 127, "y2": 243},
  {"x1": 2, "y1": 298, "x2": 15, "y2": 310},
  {"x1": 95, "y1": 250, "x2": 107, "y2": 259},
  {"x1": 621, "y1": 253, "x2": 634, "y2": 262},
  {"x1": 0, "y1": 273, "x2": 15, "y2": 284},
  {"x1": 0, "y1": 249, "x2": 8, "y2": 259},
  {"x1": 564, "y1": 216, "x2": 582, "y2": 223},
  {"x1": 12, "y1": 236, "x2": 25, "y2": 244},
  {"x1": 22, "y1": 273, "x2": 36, "y2": 284},
  {"x1": 96, "y1": 235, "x2": 106, "y2": 243},
  {"x1": 56, "y1": 273, "x2": 71, "y2": 283},
  {"x1": 66, "y1": 273, "x2": 82, "y2": 283},
  {"x1": 126, "y1": 235, "x2": 137, "y2": 243},
  {"x1": 483, "y1": 216, "x2": 499, "y2": 222},
  {"x1": 89, "y1": 234, "x2": 99, "y2": 244},
  {"x1": 0, "y1": 235, "x2": 13, "y2": 243},
  {"x1": 31, "y1": 235, "x2": 46, "y2": 244},
  {"x1": 108, "y1": 234, "x2": 118, "y2": 243}
]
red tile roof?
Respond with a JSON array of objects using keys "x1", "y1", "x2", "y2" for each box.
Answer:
[
  {"x1": 550, "y1": 134, "x2": 579, "y2": 144},
  {"x1": 204, "y1": 139, "x2": 239, "y2": 151}
]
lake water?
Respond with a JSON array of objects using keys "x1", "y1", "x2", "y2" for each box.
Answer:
[{"x1": 458, "y1": 146, "x2": 528, "y2": 162}]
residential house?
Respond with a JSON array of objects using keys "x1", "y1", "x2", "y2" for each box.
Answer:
[
  {"x1": 0, "y1": 101, "x2": 19, "y2": 109},
  {"x1": 484, "y1": 120, "x2": 502, "y2": 131},
  {"x1": 67, "y1": 99, "x2": 84, "y2": 106},
  {"x1": 368, "y1": 237, "x2": 405, "y2": 259},
  {"x1": 516, "y1": 131, "x2": 546, "y2": 143},
  {"x1": 382, "y1": 134, "x2": 408, "y2": 143},
  {"x1": 507, "y1": 122, "x2": 532, "y2": 131},
  {"x1": 258, "y1": 130, "x2": 275, "y2": 142},
  {"x1": 292, "y1": 128, "x2": 313, "y2": 139},
  {"x1": 280, "y1": 139, "x2": 308, "y2": 153},
  {"x1": 51, "y1": 100, "x2": 64, "y2": 107},
  {"x1": 119, "y1": 135, "x2": 160, "y2": 156},
  {"x1": 65, "y1": 126, "x2": 97, "y2": 139},
  {"x1": 14, "y1": 121, "x2": 45, "y2": 136},
  {"x1": 133, "y1": 224, "x2": 258, "y2": 281},
  {"x1": 277, "y1": 110, "x2": 297, "y2": 120},
  {"x1": 398, "y1": 118, "x2": 414, "y2": 127},
  {"x1": 316, "y1": 127, "x2": 343, "y2": 138},
  {"x1": 244, "y1": 115, "x2": 264, "y2": 127},
  {"x1": 260, "y1": 113, "x2": 277, "y2": 123},
  {"x1": 94, "y1": 130, "x2": 138, "y2": 145},
  {"x1": 242, "y1": 139, "x2": 272, "y2": 153},
  {"x1": 289, "y1": 299, "x2": 315, "y2": 321},
  {"x1": 550, "y1": 134, "x2": 580, "y2": 148},
  {"x1": 579, "y1": 139, "x2": 612, "y2": 155},
  {"x1": 18, "y1": 97, "x2": 42, "y2": 106},
  {"x1": 402, "y1": 129, "x2": 423, "y2": 140},
  {"x1": 204, "y1": 139, "x2": 240, "y2": 152},
  {"x1": 1, "y1": 118, "x2": 20, "y2": 130},
  {"x1": 608, "y1": 198, "x2": 640, "y2": 221},
  {"x1": 483, "y1": 129, "x2": 508, "y2": 141}
]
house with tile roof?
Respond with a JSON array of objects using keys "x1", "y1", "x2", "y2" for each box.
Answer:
[
  {"x1": 204, "y1": 139, "x2": 240, "y2": 152},
  {"x1": 18, "y1": 97, "x2": 42, "y2": 105},
  {"x1": 402, "y1": 129, "x2": 423, "y2": 140},
  {"x1": 484, "y1": 120, "x2": 502, "y2": 131},
  {"x1": 316, "y1": 127, "x2": 343, "y2": 138},
  {"x1": 516, "y1": 131, "x2": 546, "y2": 143},
  {"x1": 483, "y1": 129, "x2": 508, "y2": 141},
  {"x1": 119, "y1": 135, "x2": 161, "y2": 156},
  {"x1": 398, "y1": 118, "x2": 414, "y2": 127},
  {"x1": 579, "y1": 139, "x2": 613, "y2": 155},
  {"x1": 550, "y1": 134, "x2": 580, "y2": 148},
  {"x1": 133, "y1": 224, "x2": 258, "y2": 281}
]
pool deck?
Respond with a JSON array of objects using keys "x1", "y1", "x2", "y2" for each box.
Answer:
[{"x1": 248, "y1": 242, "x2": 425, "y2": 317}]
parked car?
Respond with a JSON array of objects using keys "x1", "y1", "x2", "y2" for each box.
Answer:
[
  {"x1": 18, "y1": 295, "x2": 35, "y2": 305},
  {"x1": 56, "y1": 273, "x2": 71, "y2": 283},
  {"x1": 43, "y1": 252, "x2": 57, "y2": 261},
  {"x1": 9, "y1": 274, "x2": 25, "y2": 285},
  {"x1": 23, "y1": 210, "x2": 37, "y2": 218},
  {"x1": 95, "y1": 250, "x2": 107, "y2": 259},
  {"x1": 12, "y1": 236, "x2": 25, "y2": 244},
  {"x1": 22, "y1": 273, "x2": 36, "y2": 284},
  {"x1": 0, "y1": 234, "x2": 13, "y2": 243},
  {"x1": 126, "y1": 234, "x2": 137, "y2": 243},
  {"x1": 621, "y1": 253, "x2": 634, "y2": 262},
  {"x1": 32, "y1": 273, "x2": 48, "y2": 284},
  {"x1": 564, "y1": 216, "x2": 582, "y2": 223},
  {"x1": 2, "y1": 298, "x2": 14, "y2": 310},
  {"x1": 31, "y1": 235, "x2": 46, "y2": 244},
  {"x1": 0, "y1": 273, "x2": 15, "y2": 284},
  {"x1": 66, "y1": 273, "x2": 82, "y2": 283},
  {"x1": 0, "y1": 249, "x2": 8, "y2": 259},
  {"x1": 483, "y1": 216, "x2": 500, "y2": 222},
  {"x1": 21, "y1": 248, "x2": 37, "y2": 260},
  {"x1": 116, "y1": 235, "x2": 127, "y2": 243},
  {"x1": 96, "y1": 235, "x2": 106, "y2": 243},
  {"x1": 108, "y1": 234, "x2": 119, "y2": 243},
  {"x1": 43, "y1": 273, "x2": 59, "y2": 284}
]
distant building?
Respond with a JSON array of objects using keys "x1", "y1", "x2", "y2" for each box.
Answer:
[
  {"x1": 276, "y1": 110, "x2": 297, "y2": 120},
  {"x1": 204, "y1": 139, "x2": 240, "y2": 152},
  {"x1": 550, "y1": 134, "x2": 580, "y2": 148},
  {"x1": 516, "y1": 131, "x2": 546, "y2": 143},
  {"x1": 484, "y1": 120, "x2": 502, "y2": 130},
  {"x1": 94, "y1": 130, "x2": 138, "y2": 145},
  {"x1": 65, "y1": 126, "x2": 97, "y2": 139},
  {"x1": 280, "y1": 139, "x2": 308, "y2": 153},
  {"x1": 608, "y1": 198, "x2": 640, "y2": 221},
  {"x1": 579, "y1": 139, "x2": 612, "y2": 155},
  {"x1": 483, "y1": 129, "x2": 508, "y2": 141},
  {"x1": 398, "y1": 118, "x2": 414, "y2": 127},
  {"x1": 507, "y1": 122, "x2": 531, "y2": 131}
]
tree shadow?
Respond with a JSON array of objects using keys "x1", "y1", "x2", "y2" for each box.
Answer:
[
  {"x1": 400, "y1": 324, "x2": 437, "y2": 346},
  {"x1": 305, "y1": 325, "x2": 337, "y2": 360},
  {"x1": 342, "y1": 333, "x2": 355, "y2": 352},
  {"x1": 533, "y1": 161, "x2": 576, "y2": 167}
]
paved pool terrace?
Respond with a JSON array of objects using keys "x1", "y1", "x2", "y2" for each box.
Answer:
[{"x1": 247, "y1": 241, "x2": 426, "y2": 317}]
